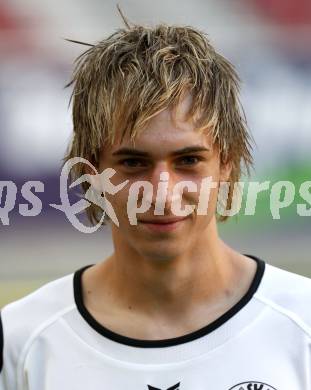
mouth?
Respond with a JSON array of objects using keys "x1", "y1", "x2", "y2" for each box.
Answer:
[{"x1": 138, "y1": 216, "x2": 189, "y2": 232}]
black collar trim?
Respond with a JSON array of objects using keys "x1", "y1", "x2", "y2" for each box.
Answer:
[{"x1": 73, "y1": 254, "x2": 265, "y2": 348}]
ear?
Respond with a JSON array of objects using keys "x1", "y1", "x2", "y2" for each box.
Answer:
[{"x1": 219, "y1": 160, "x2": 232, "y2": 182}]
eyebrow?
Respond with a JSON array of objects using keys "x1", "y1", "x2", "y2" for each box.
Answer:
[{"x1": 111, "y1": 146, "x2": 211, "y2": 157}]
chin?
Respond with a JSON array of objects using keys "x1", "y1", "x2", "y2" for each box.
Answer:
[{"x1": 136, "y1": 240, "x2": 184, "y2": 262}]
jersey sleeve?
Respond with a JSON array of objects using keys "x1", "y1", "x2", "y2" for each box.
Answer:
[
  {"x1": 0, "y1": 311, "x2": 18, "y2": 390},
  {"x1": 0, "y1": 312, "x2": 3, "y2": 374},
  {"x1": 0, "y1": 311, "x2": 6, "y2": 390}
]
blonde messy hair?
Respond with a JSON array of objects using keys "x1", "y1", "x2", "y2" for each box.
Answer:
[{"x1": 63, "y1": 15, "x2": 253, "y2": 226}]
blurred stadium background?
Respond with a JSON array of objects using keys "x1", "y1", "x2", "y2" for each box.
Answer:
[{"x1": 0, "y1": 0, "x2": 310, "y2": 307}]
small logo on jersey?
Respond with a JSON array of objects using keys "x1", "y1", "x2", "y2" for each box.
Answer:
[
  {"x1": 228, "y1": 381, "x2": 278, "y2": 390},
  {"x1": 148, "y1": 383, "x2": 180, "y2": 390}
]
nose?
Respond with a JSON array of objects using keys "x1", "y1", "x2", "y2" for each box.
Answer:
[{"x1": 147, "y1": 162, "x2": 181, "y2": 215}]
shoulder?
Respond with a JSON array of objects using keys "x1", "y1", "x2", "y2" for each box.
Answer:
[
  {"x1": 1, "y1": 272, "x2": 75, "y2": 331},
  {"x1": 255, "y1": 262, "x2": 311, "y2": 336},
  {"x1": 0, "y1": 272, "x2": 75, "y2": 373}
]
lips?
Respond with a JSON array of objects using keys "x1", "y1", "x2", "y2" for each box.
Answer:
[
  {"x1": 137, "y1": 216, "x2": 189, "y2": 232},
  {"x1": 138, "y1": 217, "x2": 188, "y2": 224}
]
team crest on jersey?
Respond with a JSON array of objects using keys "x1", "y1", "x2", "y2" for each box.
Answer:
[
  {"x1": 148, "y1": 383, "x2": 180, "y2": 390},
  {"x1": 228, "y1": 381, "x2": 277, "y2": 390}
]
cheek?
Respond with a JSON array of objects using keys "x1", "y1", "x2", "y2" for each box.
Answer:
[
  {"x1": 103, "y1": 186, "x2": 129, "y2": 221},
  {"x1": 113, "y1": 190, "x2": 128, "y2": 206},
  {"x1": 105, "y1": 182, "x2": 147, "y2": 222},
  {"x1": 186, "y1": 174, "x2": 220, "y2": 199},
  {"x1": 186, "y1": 176, "x2": 220, "y2": 217},
  {"x1": 98, "y1": 168, "x2": 131, "y2": 210}
]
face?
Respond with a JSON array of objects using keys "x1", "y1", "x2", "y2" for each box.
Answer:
[{"x1": 96, "y1": 94, "x2": 231, "y2": 261}]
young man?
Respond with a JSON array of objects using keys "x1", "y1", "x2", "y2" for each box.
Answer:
[{"x1": 1, "y1": 21, "x2": 311, "y2": 390}]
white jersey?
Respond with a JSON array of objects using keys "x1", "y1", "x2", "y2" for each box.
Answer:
[{"x1": 1, "y1": 255, "x2": 311, "y2": 390}]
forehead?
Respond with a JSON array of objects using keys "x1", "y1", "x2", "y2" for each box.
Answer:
[{"x1": 104, "y1": 94, "x2": 214, "y2": 157}]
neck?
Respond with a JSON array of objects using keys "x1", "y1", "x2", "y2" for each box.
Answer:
[{"x1": 94, "y1": 218, "x2": 241, "y2": 319}]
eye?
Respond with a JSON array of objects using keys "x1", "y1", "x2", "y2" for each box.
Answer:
[
  {"x1": 176, "y1": 155, "x2": 202, "y2": 166},
  {"x1": 119, "y1": 158, "x2": 148, "y2": 168}
]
